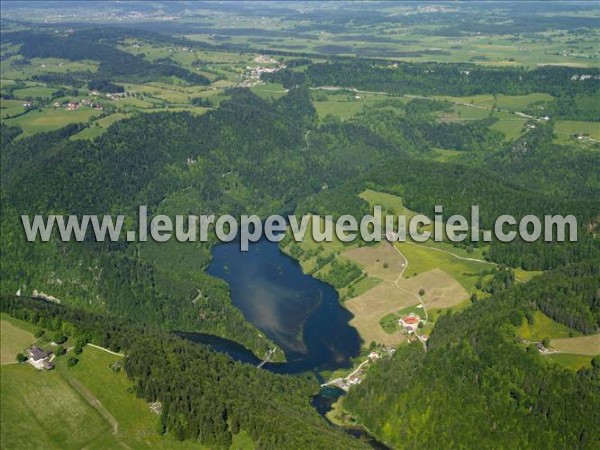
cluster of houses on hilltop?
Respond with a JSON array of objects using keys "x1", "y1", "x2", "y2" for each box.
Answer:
[{"x1": 238, "y1": 55, "x2": 286, "y2": 88}]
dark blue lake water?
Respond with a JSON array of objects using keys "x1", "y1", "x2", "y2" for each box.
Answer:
[{"x1": 193, "y1": 238, "x2": 361, "y2": 374}]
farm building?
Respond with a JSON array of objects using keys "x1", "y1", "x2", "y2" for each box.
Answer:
[
  {"x1": 27, "y1": 346, "x2": 54, "y2": 370},
  {"x1": 399, "y1": 314, "x2": 421, "y2": 331}
]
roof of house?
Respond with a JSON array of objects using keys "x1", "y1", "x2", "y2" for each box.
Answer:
[
  {"x1": 29, "y1": 346, "x2": 49, "y2": 361},
  {"x1": 403, "y1": 316, "x2": 419, "y2": 324}
]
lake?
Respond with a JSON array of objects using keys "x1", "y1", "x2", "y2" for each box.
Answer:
[
  {"x1": 196, "y1": 238, "x2": 361, "y2": 374},
  {"x1": 182, "y1": 239, "x2": 389, "y2": 448}
]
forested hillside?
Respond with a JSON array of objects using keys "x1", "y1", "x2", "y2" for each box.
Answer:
[
  {"x1": 344, "y1": 262, "x2": 600, "y2": 448},
  {"x1": 298, "y1": 155, "x2": 600, "y2": 270}
]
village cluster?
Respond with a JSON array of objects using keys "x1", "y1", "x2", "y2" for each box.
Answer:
[
  {"x1": 21, "y1": 90, "x2": 128, "y2": 112},
  {"x1": 238, "y1": 55, "x2": 286, "y2": 88},
  {"x1": 323, "y1": 346, "x2": 397, "y2": 391}
]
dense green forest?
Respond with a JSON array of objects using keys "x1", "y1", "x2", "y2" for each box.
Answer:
[
  {"x1": 0, "y1": 295, "x2": 366, "y2": 449},
  {"x1": 302, "y1": 62, "x2": 600, "y2": 97},
  {"x1": 344, "y1": 262, "x2": 600, "y2": 448}
]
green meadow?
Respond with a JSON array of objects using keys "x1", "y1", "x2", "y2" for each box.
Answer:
[
  {"x1": 0, "y1": 364, "x2": 119, "y2": 449},
  {"x1": 553, "y1": 120, "x2": 600, "y2": 144},
  {"x1": 517, "y1": 311, "x2": 579, "y2": 342},
  {"x1": 6, "y1": 107, "x2": 99, "y2": 136},
  {"x1": 70, "y1": 112, "x2": 131, "y2": 141},
  {"x1": 544, "y1": 353, "x2": 595, "y2": 371},
  {"x1": 396, "y1": 241, "x2": 493, "y2": 295}
]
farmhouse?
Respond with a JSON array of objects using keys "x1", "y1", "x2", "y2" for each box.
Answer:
[
  {"x1": 368, "y1": 351, "x2": 380, "y2": 361},
  {"x1": 27, "y1": 346, "x2": 54, "y2": 370},
  {"x1": 399, "y1": 313, "x2": 421, "y2": 332}
]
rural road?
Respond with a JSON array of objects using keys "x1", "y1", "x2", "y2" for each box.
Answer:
[{"x1": 87, "y1": 343, "x2": 125, "y2": 357}]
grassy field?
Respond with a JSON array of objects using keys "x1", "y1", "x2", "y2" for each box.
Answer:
[
  {"x1": 71, "y1": 112, "x2": 131, "y2": 141},
  {"x1": 5, "y1": 107, "x2": 99, "y2": 136},
  {"x1": 496, "y1": 93, "x2": 554, "y2": 110},
  {"x1": 553, "y1": 120, "x2": 600, "y2": 144},
  {"x1": 396, "y1": 241, "x2": 493, "y2": 295},
  {"x1": 0, "y1": 57, "x2": 98, "y2": 80},
  {"x1": 380, "y1": 304, "x2": 427, "y2": 334},
  {"x1": 514, "y1": 268, "x2": 543, "y2": 283},
  {"x1": 437, "y1": 103, "x2": 491, "y2": 122},
  {"x1": 0, "y1": 364, "x2": 118, "y2": 449},
  {"x1": 311, "y1": 91, "x2": 396, "y2": 120},
  {"x1": 122, "y1": 80, "x2": 229, "y2": 107},
  {"x1": 350, "y1": 275, "x2": 383, "y2": 297},
  {"x1": 250, "y1": 82, "x2": 287, "y2": 100},
  {"x1": 436, "y1": 93, "x2": 554, "y2": 111},
  {"x1": 380, "y1": 313, "x2": 401, "y2": 334},
  {"x1": 182, "y1": 26, "x2": 599, "y2": 69},
  {"x1": 0, "y1": 319, "x2": 35, "y2": 364},
  {"x1": 550, "y1": 334, "x2": 600, "y2": 356},
  {"x1": 342, "y1": 243, "x2": 406, "y2": 282},
  {"x1": 488, "y1": 113, "x2": 527, "y2": 141},
  {"x1": 545, "y1": 353, "x2": 595, "y2": 371},
  {"x1": 0, "y1": 98, "x2": 27, "y2": 118},
  {"x1": 358, "y1": 189, "x2": 492, "y2": 259},
  {"x1": 517, "y1": 311, "x2": 579, "y2": 342},
  {"x1": 429, "y1": 148, "x2": 464, "y2": 162},
  {"x1": 430, "y1": 93, "x2": 561, "y2": 141},
  {"x1": 359, "y1": 189, "x2": 418, "y2": 218},
  {"x1": 12, "y1": 86, "x2": 57, "y2": 99}
]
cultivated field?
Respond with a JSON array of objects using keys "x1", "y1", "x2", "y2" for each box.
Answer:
[
  {"x1": 551, "y1": 334, "x2": 600, "y2": 356},
  {"x1": 343, "y1": 243, "x2": 468, "y2": 309},
  {"x1": 400, "y1": 268, "x2": 468, "y2": 310},
  {"x1": 341, "y1": 239, "x2": 472, "y2": 345},
  {"x1": 396, "y1": 241, "x2": 494, "y2": 294},
  {"x1": 342, "y1": 242, "x2": 406, "y2": 282},
  {"x1": 345, "y1": 281, "x2": 418, "y2": 346}
]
